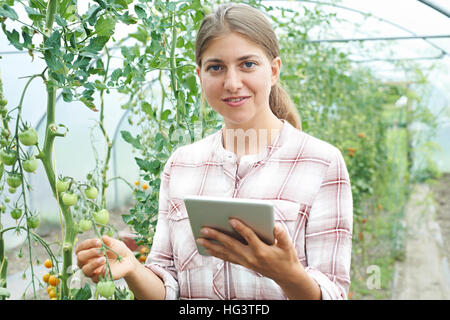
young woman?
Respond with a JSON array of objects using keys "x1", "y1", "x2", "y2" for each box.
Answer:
[{"x1": 75, "y1": 3, "x2": 353, "y2": 300}]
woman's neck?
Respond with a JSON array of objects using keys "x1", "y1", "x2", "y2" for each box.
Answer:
[{"x1": 222, "y1": 114, "x2": 283, "y2": 160}]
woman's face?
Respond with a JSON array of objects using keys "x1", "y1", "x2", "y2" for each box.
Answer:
[{"x1": 196, "y1": 32, "x2": 281, "y2": 129}]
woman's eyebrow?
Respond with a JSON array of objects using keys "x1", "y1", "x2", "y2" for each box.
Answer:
[{"x1": 203, "y1": 54, "x2": 262, "y2": 65}]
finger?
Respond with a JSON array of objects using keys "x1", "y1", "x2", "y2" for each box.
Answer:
[
  {"x1": 273, "y1": 223, "x2": 292, "y2": 249},
  {"x1": 229, "y1": 219, "x2": 262, "y2": 248},
  {"x1": 74, "y1": 238, "x2": 101, "y2": 255},
  {"x1": 81, "y1": 256, "x2": 105, "y2": 279},
  {"x1": 197, "y1": 238, "x2": 240, "y2": 265},
  {"x1": 91, "y1": 265, "x2": 106, "y2": 283},
  {"x1": 76, "y1": 247, "x2": 103, "y2": 268},
  {"x1": 200, "y1": 227, "x2": 243, "y2": 252}
]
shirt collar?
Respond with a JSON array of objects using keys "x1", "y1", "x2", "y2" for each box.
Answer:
[{"x1": 213, "y1": 119, "x2": 293, "y2": 164}]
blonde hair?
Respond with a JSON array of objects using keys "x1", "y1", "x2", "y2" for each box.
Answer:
[{"x1": 195, "y1": 3, "x2": 302, "y2": 130}]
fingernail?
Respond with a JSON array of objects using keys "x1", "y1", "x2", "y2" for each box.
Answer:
[
  {"x1": 201, "y1": 228, "x2": 209, "y2": 235},
  {"x1": 229, "y1": 220, "x2": 237, "y2": 228},
  {"x1": 97, "y1": 257, "x2": 105, "y2": 263},
  {"x1": 197, "y1": 238, "x2": 204, "y2": 245}
]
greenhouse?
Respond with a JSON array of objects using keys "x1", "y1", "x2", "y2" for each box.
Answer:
[{"x1": 0, "y1": 0, "x2": 449, "y2": 302}]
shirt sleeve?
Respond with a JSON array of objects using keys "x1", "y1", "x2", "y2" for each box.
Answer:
[
  {"x1": 304, "y1": 147, "x2": 353, "y2": 300},
  {"x1": 144, "y1": 151, "x2": 180, "y2": 300}
]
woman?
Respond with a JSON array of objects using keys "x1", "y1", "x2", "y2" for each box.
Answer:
[{"x1": 75, "y1": 3, "x2": 353, "y2": 300}]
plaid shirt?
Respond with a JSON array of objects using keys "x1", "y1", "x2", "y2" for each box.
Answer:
[{"x1": 145, "y1": 120, "x2": 353, "y2": 300}]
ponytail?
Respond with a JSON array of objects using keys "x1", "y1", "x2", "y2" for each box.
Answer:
[{"x1": 269, "y1": 82, "x2": 302, "y2": 130}]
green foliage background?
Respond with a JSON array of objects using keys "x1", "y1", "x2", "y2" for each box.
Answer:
[{"x1": 0, "y1": 0, "x2": 440, "y2": 299}]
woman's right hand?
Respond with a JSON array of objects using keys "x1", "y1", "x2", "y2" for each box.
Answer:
[{"x1": 75, "y1": 235, "x2": 138, "y2": 283}]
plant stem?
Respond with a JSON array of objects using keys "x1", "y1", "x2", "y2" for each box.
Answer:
[
  {"x1": 40, "y1": 84, "x2": 77, "y2": 299},
  {"x1": 99, "y1": 48, "x2": 112, "y2": 209}
]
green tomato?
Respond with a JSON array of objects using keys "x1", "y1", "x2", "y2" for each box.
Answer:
[
  {"x1": 93, "y1": 209, "x2": 109, "y2": 225},
  {"x1": 18, "y1": 127, "x2": 38, "y2": 146},
  {"x1": 27, "y1": 215, "x2": 40, "y2": 229},
  {"x1": 0, "y1": 98, "x2": 7, "y2": 107},
  {"x1": 10, "y1": 208, "x2": 22, "y2": 220},
  {"x1": 23, "y1": 158, "x2": 38, "y2": 173},
  {"x1": 6, "y1": 173, "x2": 22, "y2": 188},
  {"x1": 84, "y1": 186, "x2": 98, "y2": 199},
  {"x1": 8, "y1": 187, "x2": 16, "y2": 194},
  {"x1": 125, "y1": 289, "x2": 134, "y2": 300},
  {"x1": 56, "y1": 179, "x2": 70, "y2": 193},
  {"x1": 62, "y1": 193, "x2": 78, "y2": 206},
  {"x1": 79, "y1": 219, "x2": 93, "y2": 232},
  {"x1": 0, "y1": 149, "x2": 17, "y2": 166},
  {"x1": 97, "y1": 280, "x2": 115, "y2": 299}
]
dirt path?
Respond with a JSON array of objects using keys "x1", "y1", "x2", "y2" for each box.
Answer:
[{"x1": 391, "y1": 181, "x2": 450, "y2": 299}]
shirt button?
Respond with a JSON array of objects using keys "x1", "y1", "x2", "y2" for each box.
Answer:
[{"x1": 177, "y1": 211, "x2": 181, "y2": 217}]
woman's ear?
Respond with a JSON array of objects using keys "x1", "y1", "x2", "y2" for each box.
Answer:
[
  {"x1": 271, "y1": 57, "x2": 281, "y2": 86},
  {"x1": 196, "y1": 66, "x2": 202, "y2": 85}
]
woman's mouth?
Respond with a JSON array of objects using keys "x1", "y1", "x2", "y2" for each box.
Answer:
[{"x1": 222, "y1": 96, "x2": 250, "y2": 107}]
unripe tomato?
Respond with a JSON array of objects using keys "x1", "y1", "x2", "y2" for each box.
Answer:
[
  {"x1": 27, "y1": 215, "x2": 40, "y2": 229},
  {"x1": 62, "y1": 193, "x2": 78, "y2": 206},
  {"x1": 79, "y1": 219, "x2": 93, "y2": 232},
  {"x1": 125, "y1": 289, "x2": 134, "y2": 300},
  {"x1": 6, "y1": 173, "x2": 22, "y2": 188},
  {"x1": 97, "y1": 280, "x2": 115, "y2": 298},
  {"x1": 84, "y1": 186, "x2": 98, "y2": 199},
  {"x1": 93, "y1": 209, "x2": 109, "y2": 225},
  {"x1": 8, "y1": 187, "x2": 16, "y2": 194},
  {"x1": 23, "y1": 158, "x2": 38, "y2": 173},
  {"x1": 18, "y1": 127, "x2": 38, "y2": 146},
  {"x1": 56, "y1": 179, "x2": 70, "y2": 193},
  {"x1": 48, "y1": 286, "x2": 57, "y2": 299},
  {"x1": 43, "y1": 273, "x2": 50, "y2": 283},
  {"x1": 10, "y1": 208, "x2": 22, "y2": 220},
  {"x1": 48, "y1": 274, "x2": 59, "y2": 287},
  {"x1": 44, "y1": 259, "x2": 52, "y2": 269},
  {"x1": 0, "y1": 149, "x2": 17, "y2": 166}
]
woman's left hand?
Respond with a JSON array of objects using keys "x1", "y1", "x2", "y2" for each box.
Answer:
[{"x1": 196, "y1": 219, "x2": 302, "y2": 284}]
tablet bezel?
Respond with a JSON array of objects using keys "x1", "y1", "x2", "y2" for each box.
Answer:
[{"x1": 183, "y1": 195, "x2": 275, "y2": 256}]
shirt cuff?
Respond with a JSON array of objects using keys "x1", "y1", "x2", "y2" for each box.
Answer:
[
  {"x1": 144, "y1": 264, "x2": 179, "y2": 300},
  {"x1": 304, "y1": 266, "x2": 347, "y2": 300}
]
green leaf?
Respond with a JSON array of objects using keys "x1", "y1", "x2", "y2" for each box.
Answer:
[
  {"x1": 2, "y1": 26, "x2": 22, "y2": 50},
  {"x1": 80, "y1": 97, "x2": 98, "y2": 111},
  {"x1": 134, "y1": 4, "x2": 146, "y2": 19},
  {"x1": 110, "y1": 68, "x2": 122, "y2": 81},
  {"x1": 141, "y1": 102, "x2": 153, "y2": 118},
  {"x1": 0, "y1": 4, "x2": 18, "y2": 20},
  {"x1": 85, "y1": 36, "x2": 109, "y2": 53},
  {"x1": 70, "y1": 284, "x2": 92, "y2": 300},
  {"x1": 87, "y1": 5, "x2": 102, "y2": 26},
  {"x1": 25, "y1": 6, "x2": 45, "y2": 22},
  {"x1": 121, "y1": 131, "x2": 143, "y2": 150},
  {"x1": 95, "y1": 15, "x2": 116, "y2": 37},
  {"x1": 160, "y1": 109, "x2": 171, "y2": 121},
  {"x1": 135, "y1": 157, "x2": 152, "y2": 172},
  {"x1": 62, "y1": 88, "x2": 73, "y2": 102}
]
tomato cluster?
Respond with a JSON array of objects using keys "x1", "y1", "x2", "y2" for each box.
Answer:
[
  {"x1": 1, "y1": 121, "x2": 42, "y2": 230},
  {"x1": 42, "y1": 259, "x2": 60, "y2": 300}
]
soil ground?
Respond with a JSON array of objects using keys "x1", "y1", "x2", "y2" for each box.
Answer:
[{"x1": 391, "y1": 174, "x2": 450, "y2": 299}]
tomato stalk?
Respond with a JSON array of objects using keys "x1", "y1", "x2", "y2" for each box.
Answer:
[
  {"x1": 39, "y1": 84, "x2": 77, "y2": 299},
  {"x1": 99, "y1": 48, "x2": 112, "y2": 209}
]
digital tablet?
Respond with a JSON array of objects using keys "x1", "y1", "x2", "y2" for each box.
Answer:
[{"x1": 183, "y1": 195, "x2": 275, "y2": 256}]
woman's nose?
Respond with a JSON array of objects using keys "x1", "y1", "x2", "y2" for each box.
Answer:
[{"x1": 223, "y1": 69, "x2": 243, "y2": 92}]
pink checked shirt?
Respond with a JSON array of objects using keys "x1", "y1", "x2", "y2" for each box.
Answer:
[{"x1": 145, "y1": 120, "x2": 353, "y2": 300}]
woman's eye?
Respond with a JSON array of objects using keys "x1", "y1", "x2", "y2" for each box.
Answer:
[
  {"x1": 243, "y1": 61, "x2": 256, "y2": 69},
  {"x1": 207, "y1": 65, "x2": 222, "y2": 72}
]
